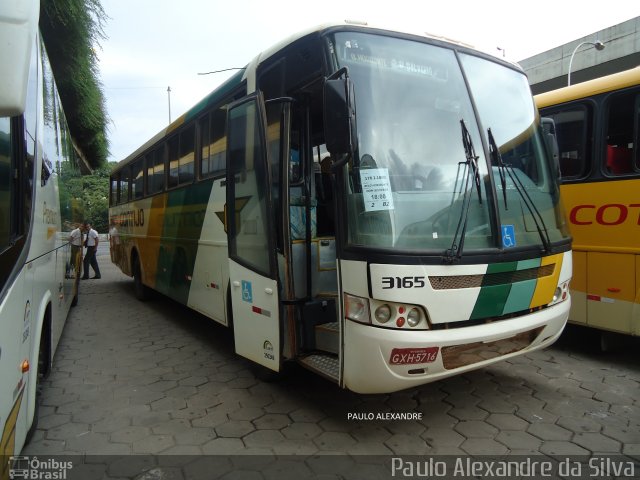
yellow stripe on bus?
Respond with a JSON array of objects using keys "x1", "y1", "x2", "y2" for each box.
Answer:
[
  {"x1": 1, "y1": 389, "x2": 24, "y2": 475},
  {"x1": 530, "y1": 253, "x2": 563, "y2": 308}
]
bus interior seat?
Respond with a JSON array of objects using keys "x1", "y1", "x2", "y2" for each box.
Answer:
[{"x1": 606, "y1": 145, "x2": 632, "y2": 174}]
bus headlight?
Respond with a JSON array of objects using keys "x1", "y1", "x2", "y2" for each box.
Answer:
[
  {"x1": 549, "y1": 280, "x2": 570, "y2": 306},
  {"x1": 374, "y1": 304, "x2": 392, "y2": 323},
  {"x1": 407, "y1": 308, "x2": 421, "y2": 327},
  {"x1": 344, "y1": 293, "x2": 370, "y2": 324}
]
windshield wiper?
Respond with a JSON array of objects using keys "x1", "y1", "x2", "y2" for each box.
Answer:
[
  {"x1": 488, "y1": 128, "x2": 508, "y2": 210},
  {"x1": 487, "y1": 128, "x2": 552, "y2": 253},
  {"x1": 444, "y1": 120, "x2": 482, "y2": 264}
]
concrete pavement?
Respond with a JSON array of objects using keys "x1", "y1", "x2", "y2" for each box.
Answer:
[{"x1": 21, "y1": 244, "x2": 640, "y2": 478}]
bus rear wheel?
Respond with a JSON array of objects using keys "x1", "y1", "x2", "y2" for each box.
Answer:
[{"x1": 133, "y1": 256, "x2": 149, "y2": 301}]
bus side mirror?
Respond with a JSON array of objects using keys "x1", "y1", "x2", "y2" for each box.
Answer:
[
  {"x1": 323, "y1": 74, "x2": 357, "y2": 156},
  {"x1": 541, "y1": 117, "x2": 561, "y2": 179},
  {"x1": 0, "y1": 0, "x2": 38, "y2": 116}
]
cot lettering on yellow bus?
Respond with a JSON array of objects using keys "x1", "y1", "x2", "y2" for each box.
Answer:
[{"x1": 569, "y1": 203, "x2": 640, "y2": 226}]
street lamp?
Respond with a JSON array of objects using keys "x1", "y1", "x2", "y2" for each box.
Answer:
[
  {"x1": 167, "y1": 86, "x2": 172, "y2": 124},
  {"x1": 567, "y1": 40, "x2": 605, "y2": 86}
]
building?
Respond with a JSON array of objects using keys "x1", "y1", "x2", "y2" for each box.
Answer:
[{"x1": 519, "y1": 16, "x2": 640, "y2": 94}]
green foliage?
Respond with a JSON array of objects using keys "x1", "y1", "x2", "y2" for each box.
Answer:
[
  {"x1": 40, "y1": 0, "x2": 109, "y2": 169},
  {"x1": 58, "y1": 161, "x2": 115, "y2": 233}
]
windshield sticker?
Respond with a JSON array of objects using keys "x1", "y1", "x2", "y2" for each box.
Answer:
[
  {"x1": 501, "y1": 225, "x2": 516, "y2": 248},
  {"x1": 361, "y1": 168, "x2": 394, "y2": 212}
]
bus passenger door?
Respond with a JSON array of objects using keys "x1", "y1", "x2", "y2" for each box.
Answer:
[{"x1": 226, "y1": 93, "x2": 281, "y2": 371}]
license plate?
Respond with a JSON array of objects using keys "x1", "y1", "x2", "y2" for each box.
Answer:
[{"x1": 389, "y1": 347, "x2": 439, "y2": 365}]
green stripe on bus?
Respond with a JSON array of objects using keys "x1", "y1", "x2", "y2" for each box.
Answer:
[
  {"x1": 470, "y1": 258, "x2": 542, "y2": 320},
  {"x1": 502, "y1": 279, "x2": 537, "y2": 315},
  {"x1": 500, "y1": 258, "x2": 541, "y2": 315},
  {"x1": 470, "y1": 283, "x2": 510, "y2": 319},
  {"x1": 155, "y1": 180, "x2": 215, "y2": 303},
  {"x1": 184, "y1": 70, "x2": 245, "y2": 123},
  {"x1": 515, "y1": 258, "x2": 541, "y2": 270}
]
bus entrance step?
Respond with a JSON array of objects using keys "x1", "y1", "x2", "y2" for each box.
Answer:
[
  {"x1": 298, "y1": 354, "x2": 339, "y2": 382},
  {"x1": 315, "y1": 322, "x2": 339, "y2": 354}
]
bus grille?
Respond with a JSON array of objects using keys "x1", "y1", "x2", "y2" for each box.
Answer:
[
  {"x1": 441, "y1": 327, "x2": 544, "y2": 369},
  {"x1": 429, "y1": 264, "x2": 555, "y2": 290}
]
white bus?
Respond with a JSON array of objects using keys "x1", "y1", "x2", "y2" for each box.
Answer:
[
  {"x1": 110, "y1": 21, "x2": 572, "y2": 394},
  {"x1": 0, "y1": 0, "x2": 81, "y2": 465}
]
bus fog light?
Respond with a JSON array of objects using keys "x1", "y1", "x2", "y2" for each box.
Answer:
[
  {"x1": 407, "y1": 308, "x2": 421, "y2": 327},
  {"x1": 375, "y1": 304, "x2": 392, "y2": 323},
  {"x1": 344, "y1": 293, "x2": 370, "y2": 324}
]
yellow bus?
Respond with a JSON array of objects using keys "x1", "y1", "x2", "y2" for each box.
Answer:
[
  {"x1": 110, "y1": 21, "x2": 572, "y2": 393},
  {"x1": 536, "y1": 67, "x2": 640, "y2": 339}
]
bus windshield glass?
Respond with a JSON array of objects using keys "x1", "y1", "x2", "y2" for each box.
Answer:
[
  {"x1": 329, "y1": 31, "x2": 569, "y2": 254},
  {"x1": 459, "y1": 53, "x2": 570, "y2": 248}
]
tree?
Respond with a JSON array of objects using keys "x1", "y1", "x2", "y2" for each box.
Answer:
[
  {"x1": 40, "y1": 0, "x2": 109, "y2": 170},
  {"x1": 58, "y1": 162, "x2": 114, "y2": 233}
]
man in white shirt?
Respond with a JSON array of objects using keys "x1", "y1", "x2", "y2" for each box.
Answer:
[
  {"x1": 68, "y1": 224, "x2": 84, "y2": 278},
  {"x1": 82, "y1": 221, "x2": 101, "y2": 279}
]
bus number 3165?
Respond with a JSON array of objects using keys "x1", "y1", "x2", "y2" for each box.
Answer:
[{"x1": 381, "y1": 276, "x2": 426, "y2": 289}]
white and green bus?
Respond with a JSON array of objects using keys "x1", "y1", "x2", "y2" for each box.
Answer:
[
  {"x1": 110, "y1": 21, "x2": 572, "y2": 394},
  {"x1": 0, "y1": 0, "x2": 82, "y2": 463}
]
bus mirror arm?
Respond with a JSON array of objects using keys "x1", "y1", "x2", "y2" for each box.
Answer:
[{"x1": 323, "y1": 67, "x2": 357, "y2": 157}]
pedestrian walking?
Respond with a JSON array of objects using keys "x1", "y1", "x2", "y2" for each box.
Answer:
[{"x1": 82, "y1": 221, "x2": 101, "y2": 279}]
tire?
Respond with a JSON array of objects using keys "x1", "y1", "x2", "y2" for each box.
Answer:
[
  {"x1": 26, "y1": 329, "x2": 48, "y2": 444},
  {"x1": 71, "y1": 272, "x2": 80, "y2": 307},
  {"x1": 133, "y1": 255, "x2": 149, "y2": 301}
]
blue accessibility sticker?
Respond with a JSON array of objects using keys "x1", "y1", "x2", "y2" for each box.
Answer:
[
  {"x1": 241, "y1": 280, "x2": 253, "y2": 303},
  {"x1": 501, "y1": 224, "x2": 516, "y2": 248}
]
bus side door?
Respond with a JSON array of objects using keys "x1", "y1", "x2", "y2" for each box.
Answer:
[{"x1": 226, "y1": 93, "x2": 281, "y2": 371}]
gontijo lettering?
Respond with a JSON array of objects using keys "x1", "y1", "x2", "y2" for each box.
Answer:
[{"x1": 113, "y1": 208, "x2": 145, "y2": 227}]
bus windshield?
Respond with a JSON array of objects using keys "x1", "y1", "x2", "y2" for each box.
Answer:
[{"x1": 329, "y1": 31, "x2": 570, "y2": 255}]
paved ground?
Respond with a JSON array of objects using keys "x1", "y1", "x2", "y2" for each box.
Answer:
[{"x1": 21, "y1": 244, "x2": 640, "y2": 477}]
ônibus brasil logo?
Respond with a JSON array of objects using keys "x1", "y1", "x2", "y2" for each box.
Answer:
[{"x1": 8, "y1": 456, "x2": 73, "y2": 479}]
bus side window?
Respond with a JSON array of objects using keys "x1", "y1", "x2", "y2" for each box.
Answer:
[
  {"x1": 604, "y1": 90, "x2": 637, "y2": 176},
  {"x1": 119, "y1": 167, "x2": 131, "y2": 204},
  {"x1": 0, "y1": 117, "x2": 11, "y2": 252},
  {"x1": 110, "y1": 175, "x2": 118, "y2": 206},
  {"x1": 200, "y1": 108, "x2": 227, "y2": 178},
  {"x1": 178, "y1": 124, "x2": 195, "y2": 184},
  {"x1": 147, "y1": 148, "x2": 165, "y2": 194},
  {"x1": 168, "y1": 135, "x2": 179, "y2": 188},
  {"x1": 606, "y1": 145, "x2": 632, "y2": 174},
  {"x1": 132, "y1": 159, "x2": 144, "y2": 199},
  {"x1": 542, "y1": 105, "x2": 591, "y2": 179}
]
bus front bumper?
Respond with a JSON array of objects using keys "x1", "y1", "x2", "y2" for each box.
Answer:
[{"x1": 342, "y1": 298, "x2": 570, "y2": 394}]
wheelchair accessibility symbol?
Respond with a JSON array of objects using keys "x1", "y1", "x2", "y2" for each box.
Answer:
[
  {"x1": 241, "y1": 280, "x2": 253, "y2": 303},
  {"x1": 501, "y1": 225, "x2": 516, "y2": 248}
]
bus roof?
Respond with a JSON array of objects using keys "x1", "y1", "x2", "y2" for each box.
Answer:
[
  {"x1": 535, "y1": 67, "x2": 640, "y2": 109},
  {"x1": 115, "y1": 20, "x2": 513, "y2": 169}
]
